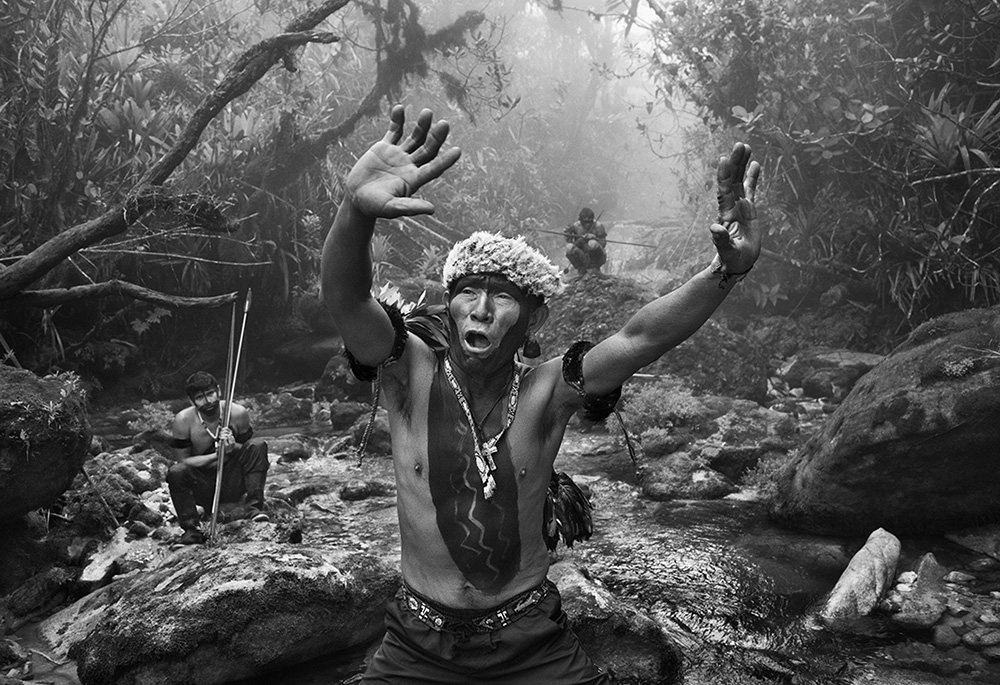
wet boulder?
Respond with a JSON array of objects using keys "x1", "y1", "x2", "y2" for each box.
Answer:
[
  {"x1": 633, "y1": 393, "x2": 799, "y2": 499},
  {"x1": 250, "y1": 391, "x2": 313, "y2": 427},
  {"x1": 349, "y1": 408, "x2": 391, "y2": 457},
  {"x1": 819, "y1": 527, "x2": 900, "y2": 632},
  {"x1": 41, "y1": 544, "x2": 397, "y2": 685},
  {"x1": 884, "y1": 552, "x2": 948, "y2": 630},
  {"x1": 130, "y1": 427, "x2": 173, "y2": 459},
  {"x1": 61, "y1": 450, "x2": 165, "y2": 535},
  {"x1": 0, "y1": 565, "x2": 79, "y2": 633},
  {"x1": 268, "y1": 435, "x2": 313, "y2": 463},
  {"x1": 549, "y1": 562, "x2": 683, "y2": 684},
  {"x1": 641, "y1": 450, "x2": 737, "y2": 500},
  {"x1": 777, "y1": 346, "x2": 884, "y2": 401},
  {"x1": 329, "y1": 400, "x2": 369, "y2": 430},
  {"x1": 0, "y1": 367, "x2": 91, "y2": 522},
  {"x1": 771, "y1": 305, "x2": 1000, "y2": 535}
]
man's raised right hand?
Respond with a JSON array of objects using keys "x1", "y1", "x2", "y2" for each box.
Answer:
[{"x1": 346, "y1": 105, "x2": 462, "y2": 219}]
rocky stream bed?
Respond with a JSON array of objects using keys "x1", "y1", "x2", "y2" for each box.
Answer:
[{"x1": 3, "y1": 297, "x2": 1000, "y2": 684}]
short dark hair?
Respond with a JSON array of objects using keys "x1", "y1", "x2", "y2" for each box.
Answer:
[{"x1": 184, "y1": 371, "x2": 219, "y2": 398}]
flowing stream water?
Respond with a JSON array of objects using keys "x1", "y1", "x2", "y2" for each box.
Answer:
[{"x1": 13, "y1": 422, "x2": 994, "y2": 684}]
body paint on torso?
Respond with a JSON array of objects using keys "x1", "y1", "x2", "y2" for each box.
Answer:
[{"x1": 427, "y1": 355, "x2": 521, "y2": 594}]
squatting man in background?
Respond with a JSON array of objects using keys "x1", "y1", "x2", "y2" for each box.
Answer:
[
  {"x1": 564, "y1": 207, "x2": 608, "y2": 276},
  {"x1": 321, "y1": 105, "x2": 761, "y2": 683},
  {"x1": 167, "y1": 371, "x2": 270, "y2": 545}
]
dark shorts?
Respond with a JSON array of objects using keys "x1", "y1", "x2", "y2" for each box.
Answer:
[
  {"x1": 362, "y1": 580, "x2": 612, "y2": 684},
  {"x1": 566, "y1": 244, "x2": 607, "y2": 271},
  {"x1": 167, "y1": 439, "x2": 268, "y2": 508}
]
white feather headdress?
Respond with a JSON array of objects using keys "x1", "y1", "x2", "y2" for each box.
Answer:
[{"x1": 442, "y1": 232, "x2": 563, "y2": 301}]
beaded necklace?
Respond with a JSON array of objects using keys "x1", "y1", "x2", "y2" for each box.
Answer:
[
  {"x1": 197, "y1": 409, "x2": 221, "y2": 442},
  {"x1": 443, "y1": 356, "x2": 520, "y2": 500}
]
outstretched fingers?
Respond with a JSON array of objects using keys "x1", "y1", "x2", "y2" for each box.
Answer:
[
  {"x1": 381, "y1": 104, "x2": 407, "y2": 144},
  {"x1": 410, "y1": 118, "x2": 450, "y2": 165},
  {"x1": 744, "y1": 160, "x2": 761, "y2": 204},
  {"x1": 400, "y1": 108, "x2": 434, "y2": 154},
  {"x1": 368, "y1": 106, "x2": 460, "y2": 215},
  {"x1": 415, "y1": 145, "x2": 462, "y2": 189},
  {"x1": 408, "y1": 119, "x2": 461, "y2": 191},
  {"x1": 717, "y1": 142, "x2": 753, "y2": 223}
]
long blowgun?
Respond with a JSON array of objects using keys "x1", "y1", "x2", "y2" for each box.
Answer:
[
  {"x1": 209, "y1": 288, "x2": 252, "y2": 539},
  {"x1": 529, "y1": 227, "x2": 657, "y2": 249}
]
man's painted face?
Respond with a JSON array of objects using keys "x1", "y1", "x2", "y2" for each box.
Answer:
[
  {"x1": 448, "y1": 274, "x2": 531, "y2": 366},
  {"x1": 190, "y1": 387, "x2": 220, "y2": 417}
]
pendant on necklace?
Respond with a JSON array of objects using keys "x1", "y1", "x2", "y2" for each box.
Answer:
[{"x1": 444, "y1": 356, "x2": 519, "y2": 501}]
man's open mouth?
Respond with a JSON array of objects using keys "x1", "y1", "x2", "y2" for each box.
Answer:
[{"x1": 464, "y1": 331, "x2": 491, "y2": 351}]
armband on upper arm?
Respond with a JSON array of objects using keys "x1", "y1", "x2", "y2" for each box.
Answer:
[
  {"x1": 169, "y1": 437, "x2": 193, "y2": 449},
  {"x1": 562, "y1": 341, "x2": 622, "y2": 423},
  {"x1": 344, "y1": 300, "x2": 408, "y2": 382}
]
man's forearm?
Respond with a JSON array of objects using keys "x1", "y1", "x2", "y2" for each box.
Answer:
[
  {"x1": 584, "y1": 261, "x2": 744, "y2": 395},
  {"x1": 183, "y1": 453, "x2": 218, "y2": 468},
  {"x1": 319, "y1": 196, "x2": 398, "y2": 365},
  {"x1": 320, "y1": 198, "x2": 378, "y2": 313},
  {"x1": 624, "y1": 263, "x2": 735, "y2": 350}
]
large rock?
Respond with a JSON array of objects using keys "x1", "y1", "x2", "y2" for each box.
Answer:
[
  {"x1": 41, "y1": 544, "x2": 397, "y2": 685},
  {"x1": 777, "y1": 346, "x2": 884, "y2": 401},
  {"x1": 549, "y1": 562, "x2": 683, "y2": 684},
  {"x1": 771, "y1": 305, "x2": 1000, "y2": 535},
  {"x1": 0, "y1": 367, "x2": 91, "y2": 522},
  {"x1": 634, "y1": 394, "x2": 799, "y2": 500},
  {"x1": 886, "y1": 552, "x2": 948, "y2": 630},
  {"x1": 818, "y1": 527, "x2": 900, "y2": 631}
]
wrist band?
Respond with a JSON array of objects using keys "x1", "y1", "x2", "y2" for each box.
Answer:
[{"x1": 712, "y1": 262, "x2": 753, "y2": 289}]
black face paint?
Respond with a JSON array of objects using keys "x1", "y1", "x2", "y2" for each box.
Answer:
[{"x1": 447, "y1": 273, "x2": 535, "y2": 376}]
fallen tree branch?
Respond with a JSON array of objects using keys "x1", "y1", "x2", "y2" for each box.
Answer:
[
  {"x1": 2, "y1": 280, "x2": 238, "y2": 309},
  {"x1": 0, "y1": 3, "x2": 349, "y2": 302},
  {"x1": 136, "y1": 29, "x2": 342, "y2": 189}
]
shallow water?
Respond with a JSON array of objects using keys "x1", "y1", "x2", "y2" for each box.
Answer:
[{"x1": 23, "y1": 422, "x2": 999, "y2": 684}]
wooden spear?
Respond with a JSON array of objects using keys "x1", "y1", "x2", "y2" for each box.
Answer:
[{"x1": 209, "y1": 288, "x2": 252, "y2": 539}]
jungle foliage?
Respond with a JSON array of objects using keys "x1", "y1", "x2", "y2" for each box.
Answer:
[
  {"x1": 637, "y1": 0, "x2": 1000, "y2": 321},
  {"x1": 0, "y1": 0, "x2": 651, "y2": 396}
]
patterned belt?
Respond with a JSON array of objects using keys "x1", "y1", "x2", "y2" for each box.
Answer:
[{"x1": 399, "y1": 580, "x2": 552, "y2": 634}]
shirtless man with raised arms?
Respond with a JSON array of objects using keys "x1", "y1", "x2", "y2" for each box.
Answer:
[{"x1": 321, "y1": 105, "x2": 761, "y2": 683}]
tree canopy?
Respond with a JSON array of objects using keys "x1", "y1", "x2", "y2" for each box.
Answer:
[
  {"x1": 637, "y1": 0, "x2": 1000, "y2": 320},
  {"x1": 0, "y1": 0, "x2": 651, "y2": 391}
]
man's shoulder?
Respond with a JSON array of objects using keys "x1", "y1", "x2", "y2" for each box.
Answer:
[
  {"x1": 172, "y1": 406, "x2": 196, "y2": 434},
  {"x1": 228, "y1": 401, "x2": 253, "y2": 418}
]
